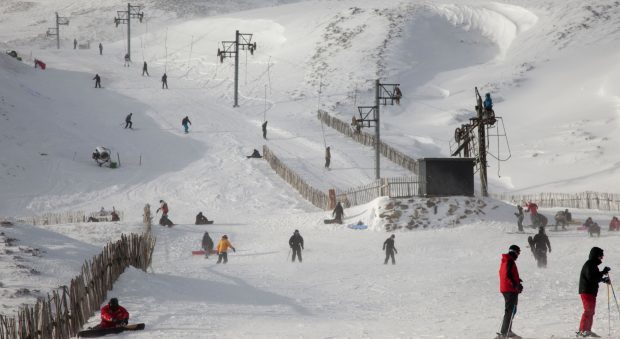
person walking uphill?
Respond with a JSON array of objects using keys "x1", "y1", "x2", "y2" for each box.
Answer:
[
  {"x1": 289, "y1": 229, "x2": 304, "y2": 263},
  {"x1": 182, "y1": 116, "x2": 191, "y2": 133},
  {"x1": 124, "y1": 113, "x2": 133, "y2": 129},
  {"x1": 577, "y1": 247, "x2": 611, "y2": 338},
  {"x1": 497, "y1": 245, "x2": 523, "y2": 339},
  {"x1": 99, "y1": 43, "x2": 103, "y2": 55},
  {"x1": 531, "y1": 227, "x2": 551, "y2": 268},
  {"x1": 142, "y1": 61, "x2": 149, "y2": 76},
  {"x1": 201, "y1": 231, "x2": 214, "y2": 258},
  {"x1": 383, "y1": 234, "x2": 397, "y2": 265},
  {"x1": 262, "y1": 121, "x2": 268, "y2": 139},
  {"x1": 93, "y1": 74, "x2": 101, "y2": 88},
  {"x1": 216, "y1": 235, "x2": 236, "y2": 264}
]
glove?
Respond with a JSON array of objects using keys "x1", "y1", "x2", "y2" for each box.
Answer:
[
  {"x1": 603, "y1": 266, "x2": 611, "y2": 275},
  {"x1": 517, "y1": 284, "x2": 524, "y2": 293},
  {"x1": 233, "y1": 248, "x2": 236, "y2": 252},
  {"x1": 602, "y1": 277, "x2": 611, "y2": 284}
]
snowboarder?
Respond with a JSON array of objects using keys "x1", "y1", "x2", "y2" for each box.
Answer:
[
  {"x1": 393, "y1": 85, "x2": 402, "y2": 105},
  {"x1": 161, "y1": 73, "x2": 168, "y2": 89},
  {"x1": 142, "y1": 61, "x2": 149, "y2": 76},
  {"x1": 262, "y1": 121, "x2": 268, "y2": 139},
  {"x1": 514, "y1": 205, "x2": 524, "y2": 232},
  {"x1": 99, "y1": 43, "x2": 103, "y2": 55},
  {"x1": 201, "y1": 231, "x2": 214, "y2": 258},
  {"x1": 382, "y1": 234, "x2": 397, "y2": 265},
  {"x1": 246, "y1": 149, "x2": 262, "y2": 159},
  {"x1": 111, "y1": 210, "x2": 120, "y2": 222},
  {"x1": 93, "y1": 298, "x2": 129, "y2": 330},
  {"x1": 332, "y1": 201, "x2": 344, "y2": 224},
  {"x1": 124, "y1": 53, "x2": 130, "y2": 67},
  {"x1": 181, "y1": 116, "x2": 191, "y2": 133},
  {"x1": 156, "y1": 200, "x2": 173, "y2": 226},
  {"x1": 531, "y1": 227, "x2": 551, "y2": 268},
  {"x1": 497, "y1": 245, "x2": 523, "y2": 339},
  {"x1": 93, "y1": 74, "x2": 101, "y2": 88},
  {"x1": 289, "y1": 229, "x2": 304, "y2": 263},
  {"x1": 609, "y1": 216, "x2": 620, "y2": 231},
  {"x1": 325, "y1": 146, "x2": 331, "y2": 169},
  {"x1": 74, "y1": 38, "x2": 77, "y2": 50},
  {"x1": 124, "y1": 113, "x2": 133, "y2": 129},
  {"x1": 216, "y1": 235, "x2": 236, "y2": 264},
  {"x1": 577, "y1": 247, "x2": 611, "y2": 338},
  {"x1": 554, "y1": 209, "x2": 570, "y2": 231},
  {"x1": 589, "y1": 222, "x2": 601, "y2": 237},
  {"x1": 195, "y1": 212, "x2": 210, "y2": 225}
]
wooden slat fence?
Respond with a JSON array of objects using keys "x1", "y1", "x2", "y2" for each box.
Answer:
[
  {"x1": 0, "y1": 232, "x2": 156, "y2": 339},
  {"x1": 317, "y1": 110, "x2": 419, "y2": 174},
  {"x1": 492, "y1": 191, "x2": 620, "y2": 212},
  {"x1": 263, "y1": 145, "x2": 331, "y2": 210},
  {"x1": 17, "y1": 210, "x2": 124, "y2": 226}
]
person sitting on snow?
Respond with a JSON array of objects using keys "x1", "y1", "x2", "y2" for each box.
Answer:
[
  {"x1": 195, "y1": 212, "x2": 210, "y2": 225},
  {"x1": 609, "y1": 216, "x2": 620, "y2": 231},
  {"x1": 94, "y1": 298, "x2": 129, "y2": 329},
  {"x1": 246, "y1": 149, "x2": 262, "y2": 159}
]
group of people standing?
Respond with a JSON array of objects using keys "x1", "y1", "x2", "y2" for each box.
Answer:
[
  {"x1": 498, "y1": 244, "x2": 612, "y2": 338},
  {"x1": 201, "y1": 232, "x2": 236, "y2": 264}
]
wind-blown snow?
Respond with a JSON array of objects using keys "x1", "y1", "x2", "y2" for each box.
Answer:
[{"x1": 1, "y1": 0, "x2": 620, "y2": 337}]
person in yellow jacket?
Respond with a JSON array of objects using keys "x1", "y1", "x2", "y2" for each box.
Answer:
[{"x1": 216, "y1": 235, "x2": 236, "y2": 264}]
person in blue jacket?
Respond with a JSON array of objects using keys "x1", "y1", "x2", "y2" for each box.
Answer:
[{"x1": 484, "y1": 93, "x2": 493, "y2": 112}]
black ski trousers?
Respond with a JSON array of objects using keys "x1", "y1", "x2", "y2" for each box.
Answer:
[
  {"x1": 500, "y1": 292, "x2": 519, "y2": 335},
  {"x1": 292, "y1": 246, "x2": 302, "y2": 262},
  {"x1": 535, "y1": 250, "x2": 547, "y2": 268},
  {"x1": 217, "y1": 252, "x2": 228, "y2": 264},
  {"x1": 384, "y1": 250, "x2": 395, "y2": 265}
]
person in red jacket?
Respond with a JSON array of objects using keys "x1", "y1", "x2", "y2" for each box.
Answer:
[
  {"x1": 95, "y1": 298, "x2": 129, "y2": 329},
  {"x1": 498, "y1": 245, "x2": 523, "y2": 339}
]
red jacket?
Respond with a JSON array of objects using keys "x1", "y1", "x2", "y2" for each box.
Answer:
[
  {"x1": 525, "y1": 202, "x2": 538, "y2": 215},
  {"x1": 499, "y1": 253, "x2": 521, "y2": 293},
  {"x1": 98, "y1": 304, "x2": 129, "y2": 329}
]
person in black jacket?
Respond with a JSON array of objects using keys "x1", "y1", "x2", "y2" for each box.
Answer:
[
  {"x1": 262, "y1": 121, "x2": 268, "y2": 139},
  {"x1": 289, "y1": 229, "x2": 304, "y2": 263},
  {"x1": 577, "y1": 247, "x2": 611, "y2": 337},
  {"x1": 201, "y1": 231, "x2": 214, "y2": 258},
  {"x1": 124, "y1": 113, "x2": 133, "y2": 129},
  {"x1": 195, "y1": 212, "x2": 210, "y2": 225},
  {"x1": 161, "y1": 73, "x2": 168, "y2": 89},
  {"x1": 142, "y1": 61, "x2": 149, "y2": 76},
  {"x1": 332, "y1": 202, "x2": 344, "y2": 224},
  {"x1": 93, "y1": 74, "x2": 101, "y2": 88},
  {"x1": 532, "y1": 227, "x2": 551, "y2": 268},
  {"x1": 383, "y1": 234, "x2": 397, "y2": 265}
]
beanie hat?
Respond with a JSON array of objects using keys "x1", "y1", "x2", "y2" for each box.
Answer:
[
  {"x1": 589, "y1": 247, "x2": 604, "y2": 260},
  {"x1": 109, "y1": 298, "x2": 119, "y2": 307},
  {"x1": 509, "y1": 245, "x2": 520, "y2": 254}
]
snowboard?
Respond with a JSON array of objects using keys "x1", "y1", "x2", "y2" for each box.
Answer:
[
  {"x1": 324, "y1": 219, "x2": 342, "y2": 224},
  {"x1": 78, "y1": 323, "x2": 145, "y2": 337},
  {"x1": 347, "y1": 223, "x2": 368, "y2": 230},
  {"x1": 527, "y1": 236, "x2": 537, "y2": 257},
  {"x1": 196, "y1": 220, "x2": 214, "y2": 225},
  {"x1": 192, "y1": 249, "x2": 217, "y2": 256}
]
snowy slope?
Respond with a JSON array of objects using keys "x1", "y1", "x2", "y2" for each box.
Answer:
[{"x1": 1, "y1": 0, "x2": 620, "y2": 338}]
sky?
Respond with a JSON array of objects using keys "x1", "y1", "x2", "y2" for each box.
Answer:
[{"x1": 1, "y1": 0, "x2": 620, "y2": 338}]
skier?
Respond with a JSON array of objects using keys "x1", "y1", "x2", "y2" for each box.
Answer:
[
  {"x1": 161, "y1": 73, "x2": 168, "y2": 89},
  {"x1": 393, "y1": 85, "x2": 402, "y2": 105},
  {"x1": 74, "y1": 38, "x2": 77, "y2": 50},
  {"x1": 497, "y1": 245, "x2": 523, "y2": 339},
  {"x1": 577, "y1": 247, "x2": 611, "y2": 337},
  {"x1": 93, "y1": 74, "x2": 101, "y2": 88},
  {"x1": 123, "y1": 53, "x2": 130, "y2": 67},
  {"x1": 382, "y1": 234, "x2": 397, "y2": 265},
  {"x1": 181, "y1": 116, "x2": 191, "y2": 133},
  {"x1": 124, "y1": 113, "x2": 133, "y2": 129},
  {"x1": 514, "y1": 205, "x2": 524, "y2": 232},
  {"x1": 531, "y1": 227, "x2": 551, "y2": 268},
  {"x1": 195, "y1": 212, "x2": 209, "y2": 225},
  {"x1": 99, "y1": 43, "x2": 103, "y2": 55},
  {"x1": 216, "y1": 235, "x2": 236, "y2": 264},
  {"x1": 289, "y1": 229, "x2": 304, "y2": 263},
  {"x1": 262, "y1": 121, "x2": 268, "y2": 139},
  {"x1": 142, "y1": 61, "x2": 149, "y2": 76},
  {"x1": 201, "y1": 231, "x2": 214, "y2": 258},
  {"x1": 325, "y1": 146, "x2": 331, "y2": 169},
  {"x1": 94, "y1": 298, "x2": 129, "y2": 330},
  {"x1": 332, "y1": 201, "x2": 344, "y2": 224}
]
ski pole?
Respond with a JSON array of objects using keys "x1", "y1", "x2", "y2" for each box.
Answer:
[
  {"x1": 287, "y1": 248, "x2": 291, "y2": 261},
  {"x1": 608, "y1": 283, "x2": 612, "y2": 337},
  {"x1": 506, "y1": 304, "x2": 517, "y2": 339},
  {"x1": 610, "y1": 280, "x2": 620, "y2": 317}
]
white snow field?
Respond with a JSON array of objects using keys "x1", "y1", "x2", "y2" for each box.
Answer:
[{"x1": 1, "y1": 0, "x2": 620, "y2": 338}]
